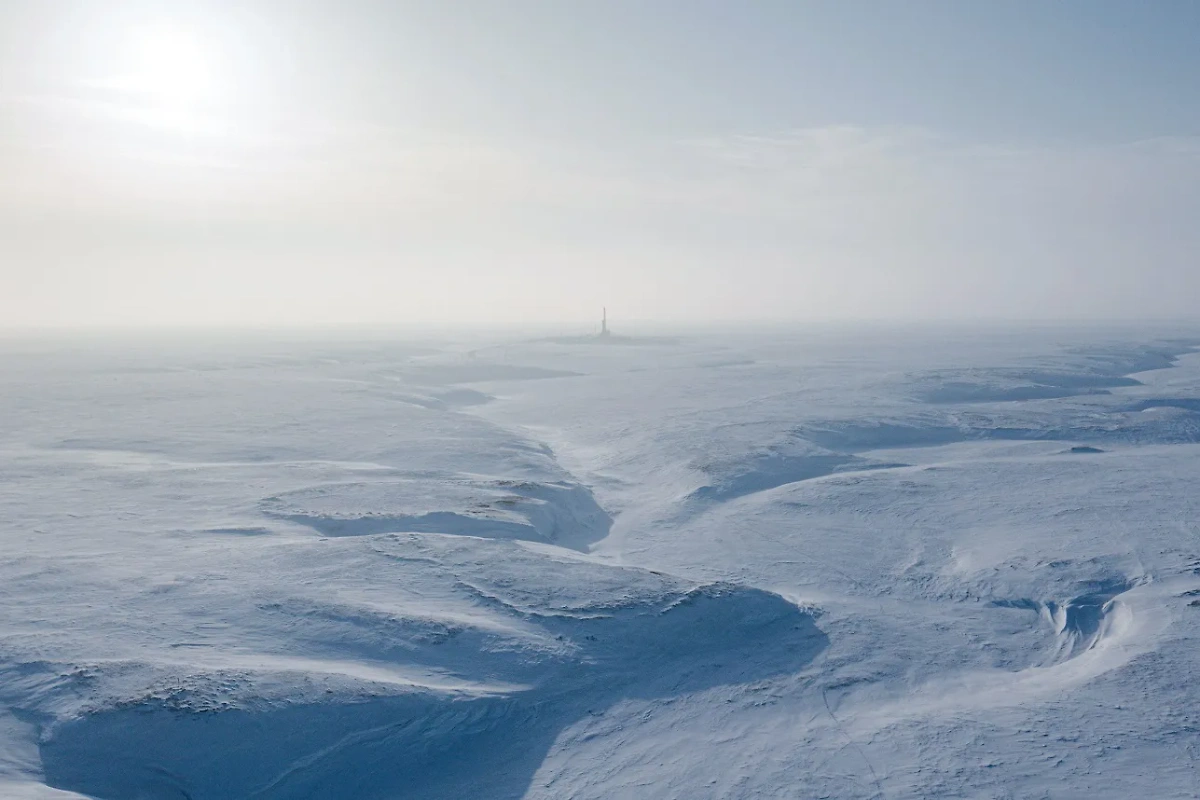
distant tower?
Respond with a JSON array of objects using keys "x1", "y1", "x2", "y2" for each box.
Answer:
[{"x1": 599, "y1": 307, "x2": 611, "y2": 338}]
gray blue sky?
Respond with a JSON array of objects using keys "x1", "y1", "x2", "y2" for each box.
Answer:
[{"x1": 2, "y1": 1, "x2": 1198, "y2": 328}]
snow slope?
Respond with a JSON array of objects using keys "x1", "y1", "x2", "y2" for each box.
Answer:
[{"x1": 2, "y1": 325, "x2": 1199, "y2": 798}]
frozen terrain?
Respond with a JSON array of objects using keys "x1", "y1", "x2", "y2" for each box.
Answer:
[{"x1": 2, "y1": 324, "x2": 1200, "y2": 798}]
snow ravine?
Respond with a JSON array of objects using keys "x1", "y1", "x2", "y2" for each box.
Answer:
[{"x1": 2, "y1": 325, "x2": 1199, "y2": 798}]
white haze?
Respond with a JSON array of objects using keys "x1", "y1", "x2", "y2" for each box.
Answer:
[{"x1": 2, "y1": 2, "x2": 1199, "y2": 328}]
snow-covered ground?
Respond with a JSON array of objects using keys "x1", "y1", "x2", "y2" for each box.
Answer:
[{"x1": 2, "y1": 325, "x2": 1200, "y2": 799}]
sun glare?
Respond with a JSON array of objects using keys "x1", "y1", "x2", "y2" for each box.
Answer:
[{"x1": 125, "y1": 24, "x2": 216, "y2": 107}]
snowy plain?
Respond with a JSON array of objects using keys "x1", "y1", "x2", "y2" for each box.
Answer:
[{"x1": 2, "y1": 324, "x2": 1200, "y2": 799}]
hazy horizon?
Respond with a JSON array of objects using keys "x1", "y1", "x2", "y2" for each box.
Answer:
[{"x1": 3, "y1": 1, "x2": 1199, "y2": 329}]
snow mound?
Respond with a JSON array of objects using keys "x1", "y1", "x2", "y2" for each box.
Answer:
[{"x1": 28, "y1": 534, "x2": 826, "y2": 800}]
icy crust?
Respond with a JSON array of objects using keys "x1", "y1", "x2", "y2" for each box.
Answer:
[{"x1": 11, "y1": 535, "x2": 825, "y2": 800}]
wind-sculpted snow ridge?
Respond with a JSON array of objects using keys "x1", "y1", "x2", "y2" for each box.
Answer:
[
  {"x1": 796, "y1": 399, "x2": 1200, "y2": 454},
  {"x1": 789, "y1": 353, "x2": 1200, "y2": 459},
  {"x1": 18, "y1": 534, "x2": 826, "y2": 800},
  {"x1": 992, "y1": 579, "x2": 1136, "y2": 666},
  {"x1": 910, "y1": 343, "x2": 1193, "y2": 404},
  {"x1": 653, "y1": 343, "x2": 1200, "y2": 512},
  {"x1": 262, "y1": 476, "x2": 611, "y2": 551},
  {"x1": 1124, "y1": 396, "x2": 1200, "y2": 413},
  {"x1": 689, "y1": 445, "x2": 907, "y2": 504},
  {"x1": 397, "y1": 363, "x2": 582, "y2": 384},
  {"x1": 943, "y1": 555, "x2": 1145, "y2": 667},
  {"x1": 371, "y1": 386, "x2": 496, "y2": 411}
]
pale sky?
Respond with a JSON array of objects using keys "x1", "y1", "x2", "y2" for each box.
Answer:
[{"x1": 2, "y1": 1, "x2": 1199, "y2": 329}]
